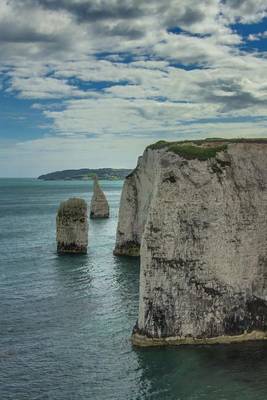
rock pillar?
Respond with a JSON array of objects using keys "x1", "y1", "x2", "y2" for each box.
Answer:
[
  {"x1": 90, "y1": 176, "x2": 109, "y2": 219},
  {"x1": 56, "y1": 198, "x2": 88, "y2": 254}
]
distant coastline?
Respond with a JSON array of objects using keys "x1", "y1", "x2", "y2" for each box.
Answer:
[{"x1": 38, "y1": 168, "x2": 132, "y2": 181}]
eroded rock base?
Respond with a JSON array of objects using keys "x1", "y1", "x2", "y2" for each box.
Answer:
[
  {"x1": 132, "y1": 331, "x2": 267, "y2": 347},
  {"x1": 57, "y1": 242, "x2": 87, "y2": 254}
]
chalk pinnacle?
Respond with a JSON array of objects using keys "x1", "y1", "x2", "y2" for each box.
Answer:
[{"x1": 90, "y1": 176, "x2": 109, "y2": 219}]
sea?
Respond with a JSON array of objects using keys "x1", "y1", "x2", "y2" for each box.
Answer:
[{"x1": 0, "y1": 178, "x2": 267, "y2": 400}]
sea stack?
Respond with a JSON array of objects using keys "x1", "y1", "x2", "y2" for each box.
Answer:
[
  {"x1": 90, "y1": 176, "x2": 109, "y2": 219},
  {"x1": 56, "y1": 198, "x2": 88, "y2": 254},
  {"x1": 114, "y1": 139, "x2": 267, "y2": 345}
]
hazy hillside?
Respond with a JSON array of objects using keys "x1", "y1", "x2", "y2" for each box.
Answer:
[{"x1": 38, "y1": 168, "x2": 132, "y2": 181}]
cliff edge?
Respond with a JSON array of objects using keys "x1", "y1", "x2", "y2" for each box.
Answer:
[{"x1": 114, "y1": 138, "x2": 267, "y2": 345}]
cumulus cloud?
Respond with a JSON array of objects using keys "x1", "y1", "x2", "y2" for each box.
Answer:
[
  {"x1": 223, "y1": 0, "x2": 267, "y2": 23},
  {"x1": 6, "y1": 76, "x2": 86, "y2": 99},
  {"x1": 0, "y1": 0, "x2": 267, "y2": 176},
  {"x1": 0, "y1": 0, "x2": 258, "y2": 61},
  {"x1": 248, "y1": 31, "x2": 267, "y2": 41},
  {"x1": 197, "y1": 78, "x2": 267, "y2": 112}
]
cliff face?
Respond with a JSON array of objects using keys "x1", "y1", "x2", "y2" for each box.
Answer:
[
  {"x1": 114, "y1": 151, "x2": 160, "y2": 256},
  {"x1": 115, "y1": 140, "x2": 267, "y2": 345}
]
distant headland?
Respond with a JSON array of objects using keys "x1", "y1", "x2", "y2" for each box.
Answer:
[{"x1": 38, "y1": 168, "x2": 132, "y2": 181}]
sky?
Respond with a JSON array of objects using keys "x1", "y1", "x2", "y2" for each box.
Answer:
[{"x1": 0, "y1": 0, "x2": 267, "y2": 177}]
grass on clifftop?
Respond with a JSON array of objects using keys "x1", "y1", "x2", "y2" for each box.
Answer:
[
  {"x1": 147, "y1": 138, "x2": 267, "y2": 161},
  {"x1": 168, "y1": 144, "x2": 227, "y2": 161}
]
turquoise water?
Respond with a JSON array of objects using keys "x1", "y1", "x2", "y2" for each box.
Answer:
[{"x1": 0, "y1": 178, "x2": 267, "y2": 400}]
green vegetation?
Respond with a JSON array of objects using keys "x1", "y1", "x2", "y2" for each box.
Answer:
[
  {"x1": 168, "y1": 144, "x2": 228, "y2": 161},
  {"x1": 147, "y1": 137, "x2": 267, "y2": 161},
  {"x1": 148, "y1": 140, "x2": 169, "y2": 150}
]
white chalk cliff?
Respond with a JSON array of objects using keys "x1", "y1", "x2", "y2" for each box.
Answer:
[
  {"x1": 114, "y1": 152, "x2": 158, "y2": 256},
  {"x1": 90, "y1": 177, "x2": 109, "y2": 219},
  {"x1": 114, "y1": 139, "x2": 267, "y2": 345}
]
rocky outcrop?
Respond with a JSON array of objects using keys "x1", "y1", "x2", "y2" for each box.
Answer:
[
  {"x1": 56, "y1": 198, "x2": 88, "y2": 254},
  {"x1": 90, "y1": 177, "x2": 109, "y2": 219},
  {"x1": 115, "y1": 139, "x2": 267, "y2": 345}
]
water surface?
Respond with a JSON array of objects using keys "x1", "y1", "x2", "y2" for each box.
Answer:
[{"x1": 0, "y1": 178, "x2": 267, "y2": 400}]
